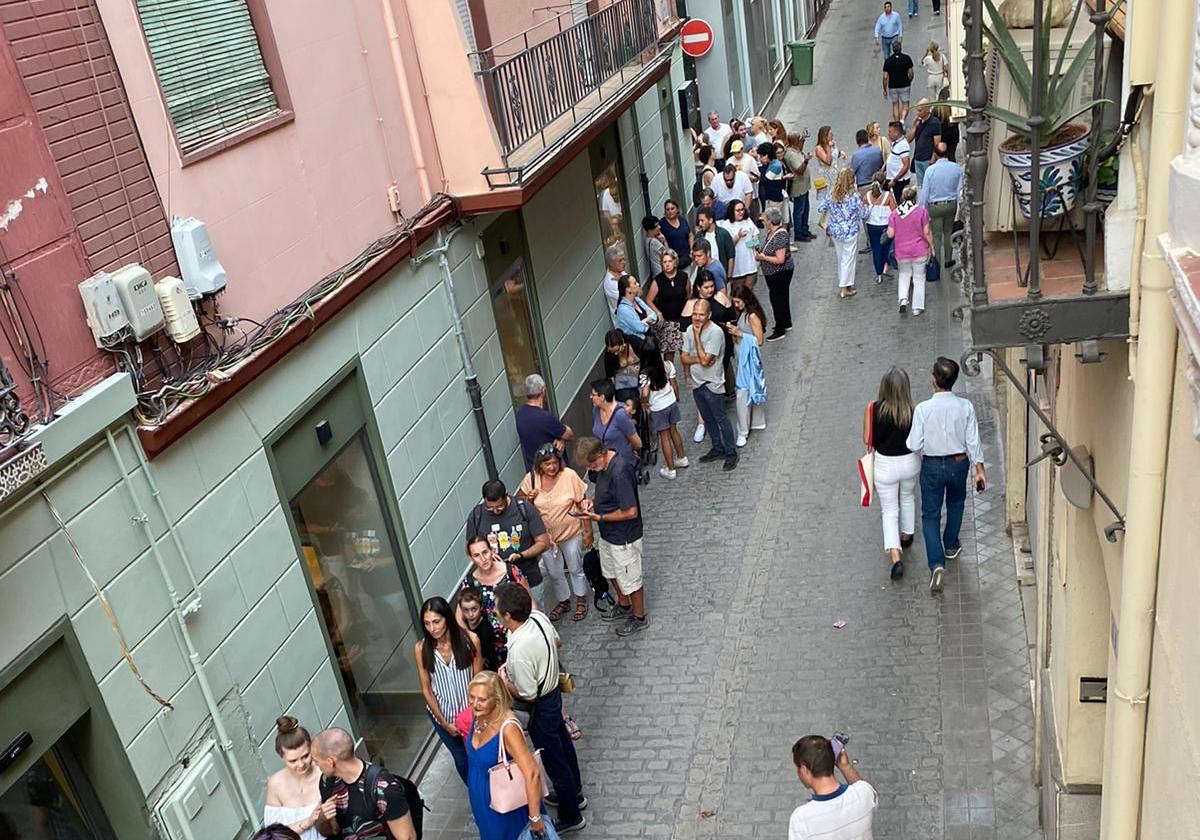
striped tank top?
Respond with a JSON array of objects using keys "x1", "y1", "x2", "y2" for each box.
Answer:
[{"x1": 428, "y1": 646, "x2": 472, "y2": 719}]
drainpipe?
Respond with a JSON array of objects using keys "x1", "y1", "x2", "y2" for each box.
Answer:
[
  {"x1": 380, "y1": 0, "x2": 435, "y2": 202},
  {"x1": 1099, "y1": 1, "x2": 1189, "y2": 835},
  {"x1": 629, "y1": 100, "x2": 653, "y2": 234},
  {"x1": 102, "y1": 430, "x2": 259, "y2": 829},
  {"x1": 413, "y1": 228, "x2": 499, "y2": 480}
]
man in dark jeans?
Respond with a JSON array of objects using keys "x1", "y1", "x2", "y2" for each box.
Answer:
[
  {"x1": 681, "y1": 299, "x2": 738, "y2": 471},
  {"x1": 906, "y1": 357, "x2": 986, "y2": 594},
  {"x1": 496, "y1": 584, "x2": 586, "y2": 834}
]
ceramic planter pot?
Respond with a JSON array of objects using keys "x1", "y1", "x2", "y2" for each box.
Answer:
[{"x1": 999, "y1": 125, "x2": 1090, "y2": 220}]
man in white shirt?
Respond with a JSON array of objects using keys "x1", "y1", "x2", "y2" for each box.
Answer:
[
  {"x1": 703, "y1": 111, "x2": 733, "y2": 166},
  {"x1": 496, "y1": 583, "x2": 587, "y2": 832},
  {"x1": 711, "y1": 163, "x2": 755, "y2": 210},
  {"x1": 883, "y1": 120, "x2": 912, "y2": 203},
  {"x1": 789, "y1": 735, "x2": 877, "y2": 840},
  {"x1": 729, "y1": 140, "x2": 760, "y2": 183},
  {"x1": 906, "y1": 356, "x2": 986, "y2": 594},
  {"x1": 602, "y1": 244, "x2": 626, "y2": 326}
]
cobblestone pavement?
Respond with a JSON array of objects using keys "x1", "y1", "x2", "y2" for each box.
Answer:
[{"x1": 418, "y1": 0, "x2": 1043, "y2": 836}]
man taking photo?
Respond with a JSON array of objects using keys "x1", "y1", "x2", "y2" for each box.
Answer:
[{"x1": 789, "y1": 735, "x2": 877, "y2": 839}]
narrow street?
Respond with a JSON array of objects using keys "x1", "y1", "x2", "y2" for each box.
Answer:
[{"x1": 422, "y1": 1, "x2": 1043, "y2": 837}]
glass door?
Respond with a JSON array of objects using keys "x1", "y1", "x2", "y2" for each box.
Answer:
[
  {"x1": 273, "y1": 373, "x2": 424, "y2": 773},
  {"x1": 0, "y1": 744, "x2": 115, "y2": 839},
  {"x1": 480, "y1": 213, "x2": 547, "y2": 410}
]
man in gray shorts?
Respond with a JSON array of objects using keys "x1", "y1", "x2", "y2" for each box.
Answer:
[{"x1": 882, "y1": 39, "x2": 914, "y2": 122}]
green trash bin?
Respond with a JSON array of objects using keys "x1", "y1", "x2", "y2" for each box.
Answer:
[{"x1": 789, "y1": 40, "x2": 815, "y2": 86}]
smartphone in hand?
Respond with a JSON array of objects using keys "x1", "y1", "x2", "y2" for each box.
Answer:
[{"x1": 975, "y1": 478, "x2": 986, "y2": 493}]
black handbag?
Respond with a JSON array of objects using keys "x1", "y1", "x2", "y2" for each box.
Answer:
[{"x1": 926, "y1": 255, "x2": 941, "y2": 283}]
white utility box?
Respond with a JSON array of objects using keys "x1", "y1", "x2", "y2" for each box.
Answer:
[
  {"x1": 78, "y1": 271, "x2": 129, "y2": 346},
  {"x1": 111, "y1": 263, "x2": 164, "y2": 341},
  {"x1": 156, "y1": 276, "x2": 201, "y2": 342},
  {"x1": 172, "y1": 217, "x2": 228, "y2": 298},
  {"x1": 155, "y1": 745, "x2": 245, "y2": 840}
]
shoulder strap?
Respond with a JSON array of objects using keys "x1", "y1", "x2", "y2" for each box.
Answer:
[
  {"x1": 867, "y1": 401, "x2": 876, "y2": 451},
  {"x1": 531, "y1": 615, "x2": 554, "y2": 699},
  {"x1": 360, "y1": 763, "x2": 396, "y2": 839},
  {"x1": 495, "y1": 717, "x2": 520, "y2": 765}
]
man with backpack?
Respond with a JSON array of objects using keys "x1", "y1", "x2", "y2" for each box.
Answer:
[
  {"x1": 311, "y1": 727, "x2": 420, "y2": 839},
  {"x1": 466, "y1": 479, "x2": 552, "y2": 606}
]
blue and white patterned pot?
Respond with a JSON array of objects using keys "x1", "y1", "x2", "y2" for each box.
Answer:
[{"x1": 999, "y1": 127, "x2": 1090, "y2": 220}]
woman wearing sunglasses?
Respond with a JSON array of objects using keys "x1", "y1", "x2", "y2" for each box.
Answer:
[{"x1": 517, "y1": 443, "x2": 593, "y2": 622}]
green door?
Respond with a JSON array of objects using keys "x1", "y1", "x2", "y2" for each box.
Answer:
[{"x1": 271, "y1": 372, "x2": 427, "y2": 773}]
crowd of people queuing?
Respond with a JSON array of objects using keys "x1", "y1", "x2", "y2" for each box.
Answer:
[{"x1": 255, "y1": 24, "x2": 988, "y2": 837}]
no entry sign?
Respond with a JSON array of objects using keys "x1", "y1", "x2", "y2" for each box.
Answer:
[{"x1": 680, "y1": 18, "x2": 715, "y2": 58}]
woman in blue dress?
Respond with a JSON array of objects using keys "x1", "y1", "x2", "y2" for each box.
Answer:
[{"x1": 466, "y1": 671, "x2": 549, "y2": 840}]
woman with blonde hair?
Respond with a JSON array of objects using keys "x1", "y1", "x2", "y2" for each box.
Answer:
[
  {"x1": 464, "y1": 671, "x2": 549, "y2": 840},
  {"x1": 749, "y1": 116, "x2": 771, "y2": 147},
  {"x1": 811, "y1": 125, "x2": 844, "y2": 210},
  {"x1": 922, "y1": 42, "x2": 949, "y2": 101},
  {"x1": 864, "y1": 367, "x2": 919, "y2": 579},
  {"x1": 817, "y1": 168, "x2": 869, "y2": 298},
  {"x1": 866, "y1": 120, "x2": 892, "y2": 163}
]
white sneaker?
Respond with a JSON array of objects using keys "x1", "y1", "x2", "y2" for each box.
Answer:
[
  {"x1": 693, "y1": 423, "x2": 706, "y2": 443},
  {"x1": 658, "y1": 466, "x2": 677, "y2": 480},
  {"x1": 736, "y1": 434, "x2": 747, "y2": 447},
  {"x1": 675, "y1": 456, "x2": 690, "y2": 468}
]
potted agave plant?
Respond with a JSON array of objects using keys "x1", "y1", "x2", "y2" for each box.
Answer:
[{"x1": 978, "y1": 0, "x2": 1113, "y2": 219}]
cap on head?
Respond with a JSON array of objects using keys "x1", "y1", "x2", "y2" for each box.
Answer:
[{"x1": 730, "y1": 140, "x2": 744, "y2": 153}]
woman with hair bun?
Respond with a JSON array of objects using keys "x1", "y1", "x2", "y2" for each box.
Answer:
[{"x1": 264, "y1": 716, "x2": 321, "y2": 840}]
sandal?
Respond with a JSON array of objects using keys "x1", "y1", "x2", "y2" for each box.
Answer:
[
  {"x1": 572, "y1": 597, "x2": 589, "y2": 622},
  {"x1": 548, "y1": 600, "x2": 571, "y2": 621}
]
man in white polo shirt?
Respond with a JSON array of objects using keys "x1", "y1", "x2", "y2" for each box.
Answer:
[{"x1": 788, "y1": 735, "x2": 877, "y2": 839}]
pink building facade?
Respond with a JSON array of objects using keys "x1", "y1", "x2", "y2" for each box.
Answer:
[{"x1": 0, "y1": 0, "x2": 687, "y2": 836}]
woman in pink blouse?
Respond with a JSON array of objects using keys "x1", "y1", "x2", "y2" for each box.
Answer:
[{"x1": 886, "y1": 185, "x2": 936, "y2": 316}]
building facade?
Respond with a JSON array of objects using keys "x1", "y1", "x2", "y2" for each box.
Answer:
[
  {"x1": 951, "y1": 0, "x2": 1200, "y2": 836},
  {"x1": 0, "y1": 0, "x2": 684, "y2": 836}
]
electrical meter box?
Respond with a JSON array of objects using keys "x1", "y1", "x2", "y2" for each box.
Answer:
[
  {"x1": 172, "y1": 216, "x2": 227, "y2": 298},
  {"x1": 156, "y1": 276, "x2": 201, "y2": 342},
  {"x1": 111, "y1": 263, "x2": 164, "y2": 341},
  {"x1": 155, "y1": 745, "x2": 245, "y2": 840},
  {"x1": 78, "y1": 271, "x2": 130, "y2": 346}
]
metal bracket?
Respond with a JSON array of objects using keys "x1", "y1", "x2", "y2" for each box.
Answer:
[{"x1": 962, "y1": 347, "x2": 1126, "y2": 541}]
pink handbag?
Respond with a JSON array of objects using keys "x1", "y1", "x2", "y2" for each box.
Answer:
[
  {"x1": 488, "y1": 718, "x2": 549, "y2": 813},
  {"x1": 858, "y1": 401, "x2": 876, "y2": 507}
]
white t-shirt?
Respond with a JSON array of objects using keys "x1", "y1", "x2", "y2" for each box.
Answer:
[
  {"x1": 885, "y1": 137, "x2": 911, "y2": 180},
  {"x1": 788, "y1": 781, "x2": 878, "y2": 840},
  {"x1": 640, "y1": 361, "x2": 677, "y2": 411},
  {"x1": 733, "y1": 153, "x2": 760, "y2": 180},
  {"x1": 922, "y1": 53, "x2": 947, "y2": 87},
  {"x1": 711, "y1": 171, "x2": 753, "y2": 206},
  {"x1": 719, "y1": 219, "x2": 760, "y2": 277},
  {"x1": 704, "y1": 123, "x2": 733, "y2": 154},
  {"x1": 603, "y1": 270, "x2": 621, "y2": 325}
]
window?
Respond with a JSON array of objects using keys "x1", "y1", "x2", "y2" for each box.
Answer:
[{"x1": 135, "y1": 0, "x2": 287, "y2": 157}]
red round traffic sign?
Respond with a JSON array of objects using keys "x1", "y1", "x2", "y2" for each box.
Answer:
[{"x1": 680, "y1": 18, "x2": 715, "y2": 58}]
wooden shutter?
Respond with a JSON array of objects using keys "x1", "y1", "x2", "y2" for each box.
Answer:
[{"x1": 135, "y1": 0, "x2": 280, "y2": 154}]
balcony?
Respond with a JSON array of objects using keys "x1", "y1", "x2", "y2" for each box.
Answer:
[
  {"x1": 957, "y1": 0, "x2": 1130, "y2": 354},
  {"x1": 471, "y1": 0, "x2": 679, "y2": 186}
]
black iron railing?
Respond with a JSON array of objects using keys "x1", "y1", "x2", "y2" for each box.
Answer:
[
  {"x1": 957, "y1": 0, "x2": 1135, "y2": 350},
  {"x1": 0, "y1": 358, "x2": 31, "y2": 448},
  {"x1": 472, "y1": 0, "x2": 663, "y2": 161}
]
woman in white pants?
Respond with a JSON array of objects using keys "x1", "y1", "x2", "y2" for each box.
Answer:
[
  {"x1": 864, "y1": 367, "x2": 919, "y2": 579},
  {"x1": 887, "y1": 185, "x2": 935, "y2": 315},
  {"x1": 818, "y1": 168, "x2": 869, "y2": 299},
  {"x1": 517, "y1": 444, "x2": 592, "y2": 621}
]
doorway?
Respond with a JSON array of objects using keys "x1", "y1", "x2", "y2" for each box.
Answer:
[
  {"x1": 0, "y1": 741, "x2": 115, "y2": 839},
  {"x1": 480, "y1": 213, "x2": 548, "y2": 411},
  {"x1": 273, "y1": 372, "x2": 425, "y2": 773}
]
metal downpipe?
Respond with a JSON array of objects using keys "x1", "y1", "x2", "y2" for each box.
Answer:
[{"x1": 1099, "y1": 0, "x2": 1190, "y2": 834}]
